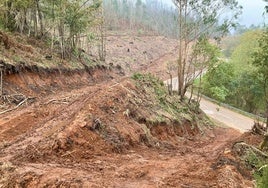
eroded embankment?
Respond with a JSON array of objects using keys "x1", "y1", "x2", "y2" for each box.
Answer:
[
  {"x1": 0, "y1": 64, "x2": 121, "y2": 140},
  {"x1": 0, "y1": 70, "x2": 255, "y2": 187}
]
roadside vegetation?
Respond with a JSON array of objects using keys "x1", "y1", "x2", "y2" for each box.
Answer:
[
  {"x1": 202, "y1": 29, "x2": 267, "y2": 125},
  {"x1": 201, "y1": 23, "x2": 268, "y2": 188}
]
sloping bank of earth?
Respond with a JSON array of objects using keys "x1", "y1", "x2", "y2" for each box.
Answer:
[
  {"x1": 0, "y1": 31, "x2": 254, "y2": 187},
  {"x1": 0, "y1": 70, "x2": 254, "y2": 187}
]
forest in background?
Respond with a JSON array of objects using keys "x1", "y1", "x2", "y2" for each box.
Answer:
[
  {"x1": 104, "y1": 0, "x2": 178, "y2": 37},
  {"x1": 0, "y1": 0, "x2": 104, "y2": 59}
]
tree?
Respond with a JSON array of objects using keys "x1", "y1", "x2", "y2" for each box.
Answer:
[
  {"x1": 231, "y1": 30, "x2": 262, "y2": 73},
  {"x1": 172, "y1": 0, "x2": 242, "y2": 100},
  {"x1": 191, "y1": 37, "x2": 221, "y2": 103},
  {"x1": 201, "y1": 29, "x2": 266, "y2": 116},
  {"x1": 252, "y1": 29, "x2": 268, "y2": 127},
  {"x1": 202, "y1": 61, "x2": 235, "y2": 102},
  {"x1": 229, "y1": 71, "x2": 264, "y2": 113},
  {"x1": 0, "y1": 0, "x2": 102, "y2": 59},
  {"x1": 103, "y1": 0, "x2": 179, "y2": 38},
  {"x1": 264, "y1": 0, "x2": 268, "y2": 13}
]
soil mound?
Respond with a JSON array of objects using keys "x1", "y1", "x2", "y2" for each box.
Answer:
[{"x1": 0, "y1": 72, "x2": 254, "y2": 187}]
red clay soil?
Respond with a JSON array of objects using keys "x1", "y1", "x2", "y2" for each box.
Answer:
[
  {"x1": 0, "y1": 68, "x2": 254, "y2": 187},
  {"x1": 0, "y1": 31, "x2": 258, "y2": 187}
]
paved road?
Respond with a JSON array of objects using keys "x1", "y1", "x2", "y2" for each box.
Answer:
[
  {"x1": 199, "y1": 97, "x2": 254, "y2": 132},
  {"x1": 165, "y1": 77, "x2": 254, "y2": 133}
]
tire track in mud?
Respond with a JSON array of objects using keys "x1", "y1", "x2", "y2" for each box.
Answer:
[
  {"x1": 0, "y1": 77, "x2": 254, "y2": 187},
  {"x1": 0, "y1": 80, "x2": 115, "y2": 161}
]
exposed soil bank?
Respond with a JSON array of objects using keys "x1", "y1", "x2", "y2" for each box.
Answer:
[{"x1": 0, "y1": 70, "x2": 254, "y2": 187}]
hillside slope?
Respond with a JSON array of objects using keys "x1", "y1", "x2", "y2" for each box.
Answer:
[
  {"x1": 0, "y1": 31, "x2": 255, "y2": 187},
  {"x1": 0, "y1": 72, "x2": 253, "y2": 187}
]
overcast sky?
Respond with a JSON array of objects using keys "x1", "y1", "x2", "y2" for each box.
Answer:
[
  {"x1": 237, "y1": 0, "x2": 267, "y2": 26},
  {"x1": 162, "y1": 0, "x2": 267, "y2": 27}
]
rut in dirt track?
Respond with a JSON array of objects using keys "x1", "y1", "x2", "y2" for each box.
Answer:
[
  {"x1": 0, "y1": 78, "x2": 118, "y2": 159},
  {"x1": 0, "y1": 73, "x2": 254, "y2": 187}
]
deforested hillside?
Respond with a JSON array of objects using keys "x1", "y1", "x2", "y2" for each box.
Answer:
[
  {"x1": 0, "y1": 0, "x2": 266, "y2": 187},
  {"x1": 0, "y1": 72, "x2": 253, "y2": 187}
]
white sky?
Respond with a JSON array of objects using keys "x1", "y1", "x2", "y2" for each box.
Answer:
[
  {"x1": 161, "y1": 0, "x2": 267, "y2": 26},
  {"x1": 237, "y1": 0, "x2": 267, "y2": 26}
]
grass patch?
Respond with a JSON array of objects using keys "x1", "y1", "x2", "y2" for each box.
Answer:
[{"x1": 255, "y1": 165, "x2": 268, "y2": 188}]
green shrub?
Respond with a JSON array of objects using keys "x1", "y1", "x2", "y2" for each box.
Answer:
[{"x1": 255, "y1": 165, "x2": 268, "y2": 188}]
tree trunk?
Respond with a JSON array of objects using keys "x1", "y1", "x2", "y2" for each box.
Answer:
[
  {"x1": 197, "y1": 74, "x2": 202, "y2": 104},
  {"x1": 5, "y1": 0, "x2": 16, "y2": 31},
  {"x1": 33, "y1": 9, "x2": 38, "y2": 37},
  {"x1": 59, "y1": 19, "x2": 65, "y2": 59},
  {"x1": 176, "y1": 0, "x2": 189, "y2": 100},
  {"x1": 99, "y1": 3, "x2": 106, "y2": 62},
  {"x1": 181, "y1": 0, "x2": 188, "y2": 98},
  {"x1": 188, "y1": 67, "x2": 195, "y2": 104},
  {"x1": 23, "y1": 9, "x2": 28, "y2": 34},
  {"x1": 36, "y1": 0, "x2": 44, "y2": 36},
  {"x1": 266, "y1": 102, "x2": 268, "y2": 129},
  {"x1": 51, "y1": 0, "x2": 55, "y2": 50},
  {"x1": 178, "y1": 0, "x2": 184, "y2": 99},
  {"x1": 0, "y1": 68, "x2": 2, "y2": 97},
  {"x1": 168, "y1": 73, "x2": 173, "y2": 95},
  {"x1": 188, "y1": 85, "x2": 194, "y2": 104}
]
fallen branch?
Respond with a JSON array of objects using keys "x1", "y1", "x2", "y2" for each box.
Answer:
[
  {"x1": 1, "y1": 93, "x2": 26, "y2": 104},
  {"x1": 44, "y1": 97, "x2": 70, "y2": 105},
  {"x1": 233, "y1": 142, "x2": 268, "y2": 159},
  {"x1": 0, "y1": 104, "x2": 8, "y2": 108},
  {"x1": 53, "y1": 101, "x2": 69, "y2": 105},
  {"x1": 111, "y1": 81, "x2": 138, "y2": 98},
  {"x1": 109, "y1": 83, "x2": 120, "y2": 88},
  {"x1": 258, "y1": 164, "x2": 268, "y2": 171},
  {"x1": 61, "y1": 150, "x2": 76, "y2": 158},
  {"x1": 0, "y1": 98, "x2": 28, "y2": 115}
]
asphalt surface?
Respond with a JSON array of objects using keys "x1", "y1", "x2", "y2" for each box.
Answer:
[
  {"x1": 200, "y1": 97, "x2": 254, "y2": 132},
  {"x1": 165, "y1": 77, "x2": 254, "y2": 133}
]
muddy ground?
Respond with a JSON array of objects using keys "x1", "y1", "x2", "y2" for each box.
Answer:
[
  {"x1": 0, "y1": 33, "x2": 259, "y2": 187},
  {"x1": 0, "y1": 70, "x2": 255, "y2": 187}
]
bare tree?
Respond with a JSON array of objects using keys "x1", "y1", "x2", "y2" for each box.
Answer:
[
  {"x1": 172, "y1": 0, "x2": 242, "y2": 100},
  {"x1": 98, "y1": 1, "x2": 106, "y2": 61},
  {"x1": 166, "y1": 61, "x2": 177, "y2": 95}
]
